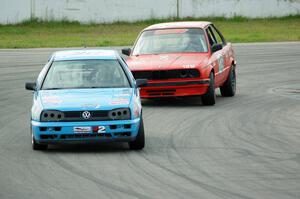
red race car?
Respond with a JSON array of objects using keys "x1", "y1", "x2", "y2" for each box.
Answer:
[{"x1": 122, "y1": 21, "x2": 236, "y2": 105}]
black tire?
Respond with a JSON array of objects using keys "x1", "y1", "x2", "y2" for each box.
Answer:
[
  {"x1": 31, "y1": 130, "x2": 47, "y2": 150},
  {"x1": 129, "y1": 118, "x2": 145, "y2": 150},
  {"x1": 201, "y1": 72, "x2": 216, "y2": 106},
  {"x1": 220, "y1": 66, "x2": 236, "y2": 97}
]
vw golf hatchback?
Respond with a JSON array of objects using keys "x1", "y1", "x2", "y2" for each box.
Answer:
[{"x1": 25, "y1": 50, "x2": 147, "y2": 150}]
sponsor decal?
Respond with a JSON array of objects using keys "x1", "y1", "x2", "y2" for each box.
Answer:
[
  {"x1": 218, "y1": 56, "x2": 224, "y2": 72},
  {"x1": 182, "y1": 64, "x2": 196, "y2": 69},
  {"x1": 92, "y1": 126, "x2": 106, "y2": 133},
  {"x1": 154, "y1": 29, "x2": 188, "y2": 35},
  {"x1": 95, "y1": 104, "x2": 101, "y2": 109},
  {"x1": 56, "y1": 51, "x2": 114, "y2": 59},
  {"x1": 81, "y1": 103, "x2": 101, "y2": 108},
  {"x1": 114, "y1": 89, "x2": 131, "y2": 97},
  {"x1": 114, "y1": 93, "x2": 130, "y2": 97},
  {"x1": 42, "y1": 96, "x2": 62, "y2": 104},
  {"x1": 159, "y1": 55, "x2": 169, "y2": 61},
  {"x1": 74, "y1": 127, "x2": 91, "y2": 133},
  {"x1": 111, "y1": 98, "x2": 129, "y2": 105}
]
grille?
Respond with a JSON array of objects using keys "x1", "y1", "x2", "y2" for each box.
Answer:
[
  {"x1": 60, "y1": 133, "x2": 112, "y2": 139},
  {"x1": 39, "y1": 132, "x2": 132, "y2": 140},
  {"x1": 132, "y1": 69, "x2": 200, "y2": 80},
  {"x1": 146, "y1": 89, "x2": 176, "y2": 97},
  {"x1": 62, "y1": 110, "x2": 109, "y2": 122}
]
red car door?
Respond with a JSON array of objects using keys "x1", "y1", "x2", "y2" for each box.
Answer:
[
  {"x1": 210, "y1": 25, "x2": 232, "y2": 85},
  {"x1": 206, "y1": 26, "x2": 224, "y2": 87}
]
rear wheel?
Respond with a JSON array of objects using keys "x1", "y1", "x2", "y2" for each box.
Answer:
[
  {"x1": 129, "y1": 118, "x2": 145, "y2": 150},
  {"x1": 220, "y1": 66, "x2": 236, "y2": 97},
  {"x1": 31, "y1": 130, "x2": 47, "y2": 150},
  {"x1": 201, "y1": 72, "x2": 216, "y2": 106}
]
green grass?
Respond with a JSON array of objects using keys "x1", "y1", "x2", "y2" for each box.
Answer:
[{"x1": 0, "y1": 16, "x2": 299, "y2": 48}]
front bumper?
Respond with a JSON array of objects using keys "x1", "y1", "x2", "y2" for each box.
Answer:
[
  {"x1": 140, "y1": 79, "x2": 210, "y2": 98},
  {"x1": 31, "y1": 118, "x2": 140, "y2": 144}
]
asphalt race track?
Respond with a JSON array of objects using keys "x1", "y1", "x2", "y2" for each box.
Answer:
[{"x1": 0, "y1": 43, "x2": 299, "y2": 199}]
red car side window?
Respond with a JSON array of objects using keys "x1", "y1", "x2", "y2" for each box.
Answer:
[{"x1": 206, "y1": 29, "x2": 215, "y2": 46}]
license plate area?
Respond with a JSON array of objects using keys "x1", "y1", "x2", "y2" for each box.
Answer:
[{"x1": 73, "y1": 126, "x2": 91, "y2": 133}]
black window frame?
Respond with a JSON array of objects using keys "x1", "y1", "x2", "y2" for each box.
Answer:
[{"x1": 210, "y1": 24, "x2": 227, "y2": 45}]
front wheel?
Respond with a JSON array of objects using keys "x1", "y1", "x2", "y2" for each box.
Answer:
[
  {"x1": 31, "y1": 131, "x2": 47, "y2": 150},
  {"x1": 129, "y1": 118, "x2": 145, "y2": 150},
  {"x1": 201, "y1": 72, "x2": 216, "y2": 106},
  {"x1": 220, "y1": 66, "x2": 236, "y2": 97}
]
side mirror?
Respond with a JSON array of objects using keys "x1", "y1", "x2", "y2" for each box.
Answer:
[
  {"x1": 211, "y1": 43, "x2": 223, "y2": 53},
  {"x1": 122, "y1": 48, "x2": 131, "y2": 56},
  {"x1": 136, "y1": 79, "x2": 148, "y2": 87},
  {"x1": 25, "y1": 82, "x2": 36, "y2": 91}
]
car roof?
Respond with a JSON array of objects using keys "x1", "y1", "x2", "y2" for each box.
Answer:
[
  {"x1": 144, "y1": 21, "x2": 211, "y2": 31},
  {"x1": 52, "y1": 50, "x2": 119, "y2": 61}
]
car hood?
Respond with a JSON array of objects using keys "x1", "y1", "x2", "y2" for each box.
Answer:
[
  {"x1": 126, "y1": 53, "x2": 209, "y2": 71},
  {"x1": 38, "y1": 88, "x2": 133, "y2": 111}
]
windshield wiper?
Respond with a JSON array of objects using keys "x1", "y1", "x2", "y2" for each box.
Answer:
[
  {"x1": 43, "y1": 87, "x2": 85, "y2": 90},
  {"x1": 43, "y1": 87, "x2": 64, "y2": 90},
  {"x1": 43, "y1": 86, "x2": 125, "y2": 90},
  {"x1": 80, "y1": 86, "x2": 107, "y2": 89}
]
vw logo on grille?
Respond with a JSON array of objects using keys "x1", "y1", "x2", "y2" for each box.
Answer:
[{"x1": 82, "y1": 111, "x2": 91, "y2": 119}]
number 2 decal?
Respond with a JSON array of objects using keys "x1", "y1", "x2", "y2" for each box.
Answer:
[{"x1": 97, "y1": 126, "x2": 106, "y2": 133}]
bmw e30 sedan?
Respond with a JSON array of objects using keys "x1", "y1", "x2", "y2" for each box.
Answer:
[{"x1": 123, "y1": 22, "x2": 236, "y2": 105}]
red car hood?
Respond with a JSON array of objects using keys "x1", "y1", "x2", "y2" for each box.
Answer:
[{"x1": 126, "y1": 53, "x2": 209, "y2": 71}]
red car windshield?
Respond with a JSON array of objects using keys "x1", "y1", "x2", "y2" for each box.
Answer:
[{"x1": 132, "y1": 28, "x2": 208, "y2": 55}]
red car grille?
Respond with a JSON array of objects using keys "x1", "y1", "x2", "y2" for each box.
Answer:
[
  {"x1": 146, "y1": 89, "x2": 176, "y2": 97},
  {"x1": 132, "y1": 69, "x2": 200, "y2": 80}
]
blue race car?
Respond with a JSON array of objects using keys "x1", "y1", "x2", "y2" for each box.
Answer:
[{"x1": 25, "y1": 50, "x2": 147, "y2": 150}]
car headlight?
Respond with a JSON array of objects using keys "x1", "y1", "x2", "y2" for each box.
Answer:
[
  {"x1": 31, "y1": 98, "x2": 43, "y2": 121},
  {"x1": 40, "y1": 110, "x2": 64, "y2": 122},
  {"x1": 108, "y1": 108, "x2": 130, "y2": 120},
  {"x1": 133, "y1": 97, "x2": 141, "y2": 119}
]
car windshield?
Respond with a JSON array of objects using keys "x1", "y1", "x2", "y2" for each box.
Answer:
[
  {"x1": 132, "y1": 28, "x2": 208, "y2": 55},
  {"x1": 42, "y1": 60, "x2": 130, "y2": 90}
]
